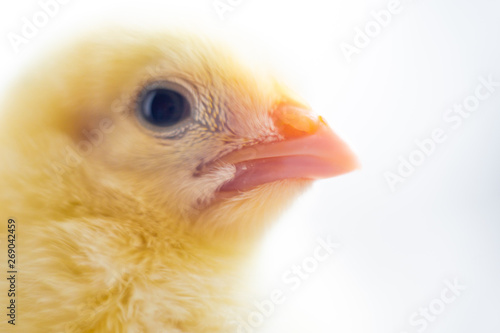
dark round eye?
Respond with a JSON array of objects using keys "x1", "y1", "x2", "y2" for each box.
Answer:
[{"x1": 141, "y1": 88, "x2": 190, "y2": 127}]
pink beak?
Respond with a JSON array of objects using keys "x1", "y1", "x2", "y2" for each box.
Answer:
[{"x1": 219, "y1": 105, "x2": 359, "y2": 192}]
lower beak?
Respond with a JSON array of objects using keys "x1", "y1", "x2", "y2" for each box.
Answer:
[{"x1": 219, "y1": 114, "x2": 359, "y2": 192}]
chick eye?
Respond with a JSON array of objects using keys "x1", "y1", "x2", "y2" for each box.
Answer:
[{"x1": 141, "y1": 88, "x2": 190, "y2": 127}]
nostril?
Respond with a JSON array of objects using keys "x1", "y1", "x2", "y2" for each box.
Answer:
[{"x1": 272, "y1": 104, "x2": 320, "y2": 139}]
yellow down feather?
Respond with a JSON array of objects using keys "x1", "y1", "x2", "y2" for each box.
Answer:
[{"x1": 0, "y1": 27, "x2": 312, "y2": 332}]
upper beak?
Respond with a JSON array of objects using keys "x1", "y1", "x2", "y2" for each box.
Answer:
[{"x1": 219, "y1": 105, "x2": 359, "y2": 192}]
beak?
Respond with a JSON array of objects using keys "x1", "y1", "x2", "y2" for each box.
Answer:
[{"x1": 219, "y1": 105, "x2": 359, "y2": 192}]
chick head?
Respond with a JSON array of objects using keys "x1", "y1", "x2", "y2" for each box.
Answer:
[{"x1": 4, "y1": 28, "x2": 357, "y2": 241}]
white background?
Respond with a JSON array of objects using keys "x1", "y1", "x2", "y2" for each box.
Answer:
[{"x1": 1, "y1": 0, "x2": 499, "y2": 332}]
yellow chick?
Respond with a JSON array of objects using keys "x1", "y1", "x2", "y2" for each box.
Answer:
[{"x1": 0, "y1": 28, "x2": 357, "y2": 332}]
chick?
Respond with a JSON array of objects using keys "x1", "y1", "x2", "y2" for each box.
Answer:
[{"x1": 0, "y1": 28, "x2": 357, "y2": 332}]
